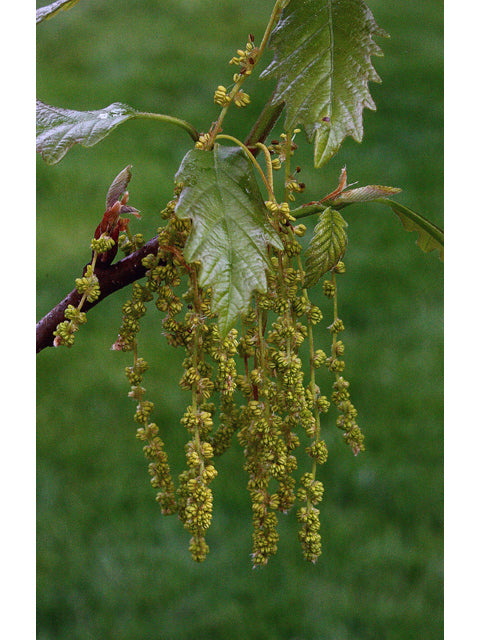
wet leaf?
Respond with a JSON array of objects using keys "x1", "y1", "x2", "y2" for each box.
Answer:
[
  {"x1": 36, "y1": 101, "x2": 138, "y2": 165},
  {"x1": 174, "y1": 146, "x2": 282, "y2": 336},
  {"x1": 36, "y1": 0, "x2": 81, "y2": 25},
  {"x1": 304, "y1": 207, "x2": 348, "y2": 287},
  {"x1": 106, "y1": 166, "x2": 132, "y2": 209},
  {"x1": 331, "y1": 184, "x2": 402, "y2": 205},
  {"x1": 261, "y1": 0, "x2": 388, "y2": 168},
  {"x1": 379, "y1": 199, "x2": 444, "y2": 261}
]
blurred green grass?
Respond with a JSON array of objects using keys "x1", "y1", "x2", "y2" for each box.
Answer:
[{"x1": 37, "y1": 1, "x2": 443, "y2": 638}]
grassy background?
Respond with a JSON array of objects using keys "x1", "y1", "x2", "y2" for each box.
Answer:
[{"x1": 36, "y1": 1, "x2": 443, "y2": 638}]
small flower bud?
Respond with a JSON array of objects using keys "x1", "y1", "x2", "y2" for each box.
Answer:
[
  {"x1": 313, "y1": 349, "x2": 327, "y2": 368},
  {"x1": 322, "y1": 280, "x2": 336, "y2": 298},
  {"x1": 327, "y1": 318, "x2": 345, "y2": 334},
  {"x1": 233, "y1": 90, "x2": 250, "y2": 107}
]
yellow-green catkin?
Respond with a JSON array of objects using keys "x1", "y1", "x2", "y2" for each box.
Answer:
[
  {"x1": 108, "y1": 157, "x2": 368, "y2": 565},
  {"x1": 112, "y1": 282, "x2": 152, "y2": 352},
  {"x1": 130, "y1": 374, "x2": 177, "y2": 516},
  {"x1": 176, "y1": 278, "x2": 220, "y2": 562},
  {"x1": 229, "y1": 34, "x2": 258, "y2": 79},
  {"x1": 208, "y1": 327, "x2": 241, "y2": 456},
  {"x1": 266, "y1": 147, "x2": 328, "y2": 563},
  {"x1": 238, "y1": 399, "x2": 281, "y2": 567},
  {"x1": 327, "y1": 263, "x2": 365, "y2": 456},
  {"x1": 236, "y1": 302, "x2": 286, "y2": 567},
  {"x1": 118, "y1": 232, "x2": 145, "y2": 256},
  {"x1": 292, "y1": 293, "x2": 328, "y2": 563},
  {"x1": 53, "y1": 263, "x2": 101, "y2": 348},
  {"x1": 116, "y1": 279, "x2": 178, "y2": 515}
]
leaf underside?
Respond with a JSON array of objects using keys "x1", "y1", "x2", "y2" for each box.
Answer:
[
  {"x1": 261, "y1": 0, "x2": 388, "y2": 168},
  {"x1": 174, "y1": 146, "x2": 283, "y2": 336},
  {"x1": 36, "y1": 0, "x2": 81, "y2": 25},
  {"x1": 379, "y1": 199, "x2": 444, "y2": 260},
  {"x1": 332, "y1": 184, "x2": 402, "y2": 205},
  {"x1": 36, "y1": 100, "x2": 138, "y2": 165},
  {"x1": 304, "y1": 207, "x2": 348, "y2": 287},
  {"x1": 106, "y1": 165, "x2": 133, "y2": 209}
]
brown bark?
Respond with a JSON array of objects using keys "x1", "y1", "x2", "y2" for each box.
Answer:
[
  {"x1": 36, "y1": 236, "x2": 159, "y2": 353},
  {"x1": 36, "y1": 97, "x2": 285, "y2": 353}
]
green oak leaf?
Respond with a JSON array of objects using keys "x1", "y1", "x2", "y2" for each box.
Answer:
[
  {"x1": 378, "y1": 199, "x2": 444, "y2": 261},
  {"x1": 36, "y1": 0, "x2": 81, "y2": 25},
  {"x1": 174, "y1": 146, "x2": 283, "y2": 336},
  {"x1": 261, "y1": 0, "x2": 388, "y2": 168},
  {"x1": 106, "y1": 165, "x2": 132, "y2": 209},
  {"x1": 304, "y1": 207, "x2": 348, "y2": 287},
  {"x1": 331, "y1": 184, "x2": 402, "y2": 205},
  {"x1": 36, "y1": 100, "x2": 138, "y2": 165}
]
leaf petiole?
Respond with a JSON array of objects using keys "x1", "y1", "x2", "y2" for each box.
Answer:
[
  {"x1": 255, "y1": 142, "x2": 275, "y2": 197},
  {"x1": 290, "y1": 202, "x2": 328, "y2": 220},
  {"x1": 208, "y1": 0, "x2": 287, "y2": 148},
  {"x1": 215, "y1": 135, "x2": 276, "y2": 201},
  {"x1": 134, "y1": 111, "x2": 200, "y2": 142}
]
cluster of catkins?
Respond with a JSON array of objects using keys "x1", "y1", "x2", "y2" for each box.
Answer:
[{"x1": 113, "y1": 179, "x2": 364, "y2": 566}]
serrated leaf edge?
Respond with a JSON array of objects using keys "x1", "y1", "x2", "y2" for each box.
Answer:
[
  {"x1": 304, "y1": 207, "x2": 348, "y2": 287},
  {"x1": 36, "y1": 100, "x2": 138, "y2": 165}
]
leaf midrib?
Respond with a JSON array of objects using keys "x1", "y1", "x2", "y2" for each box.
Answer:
[{"x1": 326, "y1": 0, "x2": 334, "y2": 119}]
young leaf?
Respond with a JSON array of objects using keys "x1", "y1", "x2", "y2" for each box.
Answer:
[
  {"x1": 378, "y1": 198, "x2": 444, "y2": 260},
  {"x1": 331, "y1": 184, "x2": 402, "y2": 205},
  {"x1": 260, "y1": 0, "x2": 388, "y2": 168},
  {"x1": 174, "y1": 146, "x2": 283, "y2": 336},
  {"x1": 36, "y1": 0, "x2": 81, "y2": 25},
  {"x1": 304, "y1": 207, "x2": 348, "y2": 287},
  {"x1": 320, "y1": 166, "x2": 348, "y2": 203},
  {"x1": 106, "y1": 165, "x2": 132, "y2": 209},
  {"x1": 36, "y1": 101, "x2": 138, "y2": 165}
]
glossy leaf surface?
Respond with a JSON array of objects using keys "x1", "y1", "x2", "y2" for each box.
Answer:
[
  {"x1": 36, "y1": 101, "x2": 138, "y2": 165},
  {"x1": 331, "y1": 184, "x2": 402, "y2": 205},
  {"x1": 36, "y1": 0, "x2": 81, "y2": 24},
  {"x1": 304, "y1": 207, "x2": 348, "y2": 287},
  {"x1": 174, "y1": 146, "x2": 282, "y2": 336},
  {"x1": 379, "y1": 199, "x2": 444, "y2": 260},
  {"x1": 261, "y1": 0, "x2": 387, "y2": 167},
  {"x1": 106, "y1": 166, "x2": 132, "y2": 209}
]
